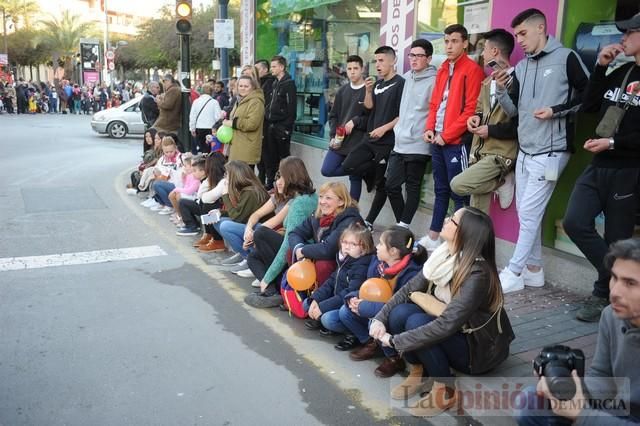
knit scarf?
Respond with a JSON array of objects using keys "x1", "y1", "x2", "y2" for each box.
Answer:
[{"x1": 422, "y1": 242, "x2": 456, "y2": 304}]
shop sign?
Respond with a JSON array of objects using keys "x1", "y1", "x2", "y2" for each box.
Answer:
[
  {"x1": 271, "y1": 0, "x2": 340, "y2": 16},
  {"x1": 380, "y1": 0, "x2": 416, "y2": 73}
]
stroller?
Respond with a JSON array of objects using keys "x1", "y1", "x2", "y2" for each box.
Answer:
[{"x1": 37, "y1": 94, "x2": 49, "y2": 113}]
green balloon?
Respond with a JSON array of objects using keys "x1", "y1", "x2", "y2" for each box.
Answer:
[{"x1": 217, "y1": 125, "x2": 233, "y2": 144}]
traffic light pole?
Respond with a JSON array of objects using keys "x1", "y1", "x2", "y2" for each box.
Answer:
[
  {"x1": 219, "y1": 0, "x2": 229, "y2": 83},
  {"x1": 179, "y1": 33, "x2": 191, "y2": 153}
]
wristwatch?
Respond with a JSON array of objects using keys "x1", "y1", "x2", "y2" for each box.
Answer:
[
  {"x1": 388, "y1": 335, "x2": 396, "y2": 349},
  {"x1": 609, "y1": 138, "x2": 615, "y2": 150}
]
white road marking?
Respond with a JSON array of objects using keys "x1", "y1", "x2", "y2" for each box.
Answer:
[{"x1": 0, "y1": 246, "x2": 168, "y2": 272}]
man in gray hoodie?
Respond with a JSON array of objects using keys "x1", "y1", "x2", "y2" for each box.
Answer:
[
  {"x1": 385, "y1": 38, "x2": 437, "y2": 228},
  {"x1": 494, "y1": 9, "x2": 589, "y2": 294},
  {"x1": 516, "y1": 238, "x2": 640, "y2": 425}
]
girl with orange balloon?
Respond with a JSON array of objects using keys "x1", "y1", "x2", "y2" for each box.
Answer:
[
  {"x1": 322, "y1": 226, "x2": 427, "y2": 378},
  {"x1": 302, "y1": 223, "x2": 375, "y2": 334}
]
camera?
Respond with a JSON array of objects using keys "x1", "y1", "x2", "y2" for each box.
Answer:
[{"x1": 533, "y1": 345, "x2": 585, "y2": 401}]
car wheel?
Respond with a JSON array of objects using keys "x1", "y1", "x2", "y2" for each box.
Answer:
[{"x1": 107, "y1": 121, "x2": 128, "y2": 138}]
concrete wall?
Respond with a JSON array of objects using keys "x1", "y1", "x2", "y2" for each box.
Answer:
[{"x1": 291, "y1": 140, "x2": 597, "y2": 296}]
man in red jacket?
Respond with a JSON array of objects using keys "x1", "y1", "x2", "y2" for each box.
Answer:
[{"x1": 420, "y1": 24, "x2": 484, "y2": 252}]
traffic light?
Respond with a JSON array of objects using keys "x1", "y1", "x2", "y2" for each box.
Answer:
[{"x1": 175, "y1": 0, "x2": 192, "y2": 35}]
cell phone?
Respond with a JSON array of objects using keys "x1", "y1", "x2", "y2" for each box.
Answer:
[{"x1": 486, "y1": 59, "x2": 502, "y2": 71}]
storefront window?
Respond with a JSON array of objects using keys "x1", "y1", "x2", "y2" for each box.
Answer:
[
  {"x1": 256, "y1": 0, "x2": 380, "y2": 141},
  {"x1": 417, "y1": 0, "x2": 489, "y2": 66}
]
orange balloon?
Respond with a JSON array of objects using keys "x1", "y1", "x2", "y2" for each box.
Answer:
[
  {"x1": 359, "y1": 278, "x2": 393, "y2": 302},
  {"x1": 287, "y1": 259, "x2": 317, "y2": 291}
]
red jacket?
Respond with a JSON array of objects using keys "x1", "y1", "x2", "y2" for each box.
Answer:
[{"x1": 425, "y1": 53, "x2": 484, "y2": 145}]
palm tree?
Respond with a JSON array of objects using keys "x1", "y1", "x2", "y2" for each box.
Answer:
[
  {"x1": 0, "y1": 0, "x2": 40, "y2": 29},
  {"x1": 39, "y1": 11, "x2": 96, "y2": 79}
]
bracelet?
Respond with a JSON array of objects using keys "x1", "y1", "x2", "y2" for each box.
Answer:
[{"x1": 609, "y1": 138, "x2": 615, "y2": 150}]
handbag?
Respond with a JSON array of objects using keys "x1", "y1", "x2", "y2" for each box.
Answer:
[
  {"x1": 409, "y1": 280, "x2": 447, "y2": 317},
  {"x1": 596, "y1": 66, "x2": 639, "y2": 138}
]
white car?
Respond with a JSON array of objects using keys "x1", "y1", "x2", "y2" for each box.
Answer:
[{"x1": 91, "y1": 97, "x2": 145, "y2": 138}]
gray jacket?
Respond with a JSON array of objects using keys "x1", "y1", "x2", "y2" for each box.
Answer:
[
  {"x1": 497, "y1": 36, "x2": 589, "y2": 156},
  {"x1": 576, "y1": 306, "x2": 640, "y2": 425},
  {"x1": 393, "y1": 66, "x2": 437, "y2": 156}
]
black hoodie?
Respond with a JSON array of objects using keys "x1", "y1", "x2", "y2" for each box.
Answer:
[
  {"x1": 581, "y1": 62, "x2": 640, "y2": 168},
  {"x1": 265, "y1": 72, "x2": 297, "y2": 129}
]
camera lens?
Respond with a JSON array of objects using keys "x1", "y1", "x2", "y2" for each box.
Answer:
[{"x1": 544, "y1": 364, "x2": 576, "y2": 401}]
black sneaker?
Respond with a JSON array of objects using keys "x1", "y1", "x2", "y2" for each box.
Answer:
[
  {"x1": 244, "y1": 292, "x2": 282, "y2": 309},
  {"x1": 176, "y1": 226, "x2": 200, "y2": 236},
  {"x1": 576, "y1": 295, "x2": 609, "y2": 322}
]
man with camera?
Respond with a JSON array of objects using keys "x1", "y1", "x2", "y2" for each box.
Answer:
[
  {"x1": 562, "y1": 13, "x2": 640, "y2": 323},
  {"x1": 516, "y1": 238, "x2": 640, "y2": 425}
]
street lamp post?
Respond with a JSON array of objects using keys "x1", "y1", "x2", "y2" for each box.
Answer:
[
  {"x1": 2, "y1": 7, "x2": 9, "y2": 55},
  {"x1": 103, "y1": 0, "x2": 110, "y2": 86},
  {"x1": 218, "y1": 0, "x2": 229, "y2": 83}
]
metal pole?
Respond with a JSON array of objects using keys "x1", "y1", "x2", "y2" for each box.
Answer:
[
  {"x1": 179, "y1": 33, "x2": 191, "y2": 153},
  {"x1": 2, "y1": 7, "x2": 8, "y2": 55},
  {"x1": 103, "y1": 0, "x2": 109, "y2": 86},
  {"x1": 219, "y1": 0, "x2": 229, "y2": 83}
]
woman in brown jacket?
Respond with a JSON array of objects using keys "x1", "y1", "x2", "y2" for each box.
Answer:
[
  {"x1": 370, "y1": 207, "x2": 514, "y2": 417},
  {"x1": 221, "y1": 75, "x2": 265, "y2": 167}
]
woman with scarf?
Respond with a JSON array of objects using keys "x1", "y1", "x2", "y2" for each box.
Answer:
[
  {"x1": 221, "y1": 75, "x2": 265, "y2": 168},
  {"x1": 370, "y1": 207, "x2": 514, "y2": 418},
  {"x1": 288, "y1": 181, "x2": 364, "y2": 290}
]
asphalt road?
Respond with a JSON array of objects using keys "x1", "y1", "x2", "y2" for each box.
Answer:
[{"x1": 0, "y1": 114, "x2": 466, "y2": 426}]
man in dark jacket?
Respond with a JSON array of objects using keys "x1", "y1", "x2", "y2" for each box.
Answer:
[
  {"x1": 563, "y1": 13, "x2": 640, "y2": 323},
  {"x1": 263, "y1": 55, "x2": 297, "y2": 190},
  {"x1": 140, "y1": 81, "x2": 160, "y2": 129},
  {"x1": 255, "y1": 59, "x2": 276, "y2": 185},
  {"x1": 16, "y1": 79, "x2": 27, "y2": 114}
]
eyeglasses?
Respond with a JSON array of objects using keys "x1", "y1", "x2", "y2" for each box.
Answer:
[
  {"x1": 446, "y1": 216, "x2": 459, "y2": 227},
  {"x1": 341, "y1": 240, "x2": 362, "y2": 248},
  {"x1": 275, "y1": 171, "x2": 281, "y2": 179},
  {"x1": 407, "y1": 53, "x2": 428, "y2": 59}
]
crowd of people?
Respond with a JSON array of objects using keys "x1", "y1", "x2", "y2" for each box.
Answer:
[
  {"x1": 123, "y1": 8, "x2": 639, "y2": 423},
  {"x1": 0, "y1": 77, "x2": 141, "y2": 115}
]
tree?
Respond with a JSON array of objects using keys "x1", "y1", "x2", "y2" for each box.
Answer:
[
  {"x1": 0, "y1": 0, "x2": 40, "y2": 29},
  {"x1": 38, "y1": 11, "x2": 97, "y2": 79}
]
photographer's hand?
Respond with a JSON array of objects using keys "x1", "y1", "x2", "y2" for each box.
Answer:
[{"x1": 536, "y1": 370, "x2": 585, "y2": 421}]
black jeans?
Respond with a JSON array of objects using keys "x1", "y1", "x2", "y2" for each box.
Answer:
[
  {"x1": 385, "y1": 151, "x2": 430, "y2": 225},
  {"x1": 343, "y1": 141, "x2": 393, "y2": 224},
  {"x1": 247, "y1": 226, "x2": 284, "y2": 287},
  {"x1": 563, "y1": 165, "x2": 640, "y2": 298},
  {"x1": 263, "y1": 122, "x2": 292, "y2": 189},
  {"x1": 179, "y1": 199, "x2": 219, "y2": 229}
]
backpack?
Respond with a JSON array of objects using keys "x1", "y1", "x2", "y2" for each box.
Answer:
[{"x1": 280, "y1": 274, "x2": 309, "y2": 319}]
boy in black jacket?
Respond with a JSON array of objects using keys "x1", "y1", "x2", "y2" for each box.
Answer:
[
  {"x1": 563, "y1": 13, "x2": 640, "y2": 323},
  {"x1": 264, "y1": 55, "x2": 297, "y2": 190}
]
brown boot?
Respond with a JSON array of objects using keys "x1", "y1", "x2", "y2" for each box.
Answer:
[
  {"x1": 374, "y1": 355, "x2": 405, "y2": 378},
  {"x1": 193, "y1": 233, "x2": 212, "y2": 247},
  {"x1": 349, "y1": 339, "x2": 381, "y2": 361},
  {"x1": 391, "y1": 363, "x2": 427, "y2": 400},
  {"x1": 198, "y1": 239, "x2": 226, "y2": 252},
  {"x1": 409, "y1": 381, "x2": 458, "y2": 417}
]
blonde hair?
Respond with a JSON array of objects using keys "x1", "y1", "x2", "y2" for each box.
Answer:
[
  {"x1": 241, "y1": 65, "x2": 260, "y2": 87},
  {"x1": 161, "y1": 135, "x2": 177, "y2": 147},
  {"x1": 315, "y1": 181, "x2": 358, "y2": 218}
]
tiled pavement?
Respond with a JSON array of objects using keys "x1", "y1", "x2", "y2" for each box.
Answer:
[{"x1": 495, "y1": 286, "x2": 599, "y2": 378}]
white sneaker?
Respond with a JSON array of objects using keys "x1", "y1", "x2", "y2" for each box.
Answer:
[
  {"x1": 158, "y1": 206, "x2": 174, "y2": 215},
  {"x1": 235, "y1": 268, "x2": 254, "y2": 278},
  {"x1": 417, "y1": 235, "x2": 441, "y2": 254},
  {"x1": 230, "y1": 259, "x2": 248, "y2": 272},
  {"x1": 140, "y1": 198, "x2": 155, "y2": 206},
  {"x1": 499, "y1": 268, "x2": 524, "y2": 294},
  {"x1": 251, "y1": 279, "x2": 261, "y2": 288},
  {"x1": 522, "y1": 267, "x2": 545, "y2": 287},
  {"x1": 221, "y1": 253, "x2": 243, "y2": 265},
  {"x1": 150, "y1": 203, "x2": 164, "y2": 211},
  {"x1": 126, "y1": 188, "x2": 137, "y2": 195},
  {"x1": 145, "y1": 200, "x2": 161, "y2": 209},
  {"x1": 496, "y1": 172, "x2": 515, "y2": 209}
]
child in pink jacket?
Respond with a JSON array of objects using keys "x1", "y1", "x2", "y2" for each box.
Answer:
[{"x1": 168, "y1": 155, "x2": 201, "y2": 226}]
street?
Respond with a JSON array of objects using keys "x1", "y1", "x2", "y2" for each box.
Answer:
[{"x1": 0, "y1": 114, "x2": 427, "y2": 426}]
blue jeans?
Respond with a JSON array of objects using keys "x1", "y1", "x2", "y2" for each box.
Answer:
[
  {"x1": 153, "y1": 181, "x2": 176, "y2": 206},
  {"x1": 430, "y1": 143, "x2": 469, "y2": 233},
  {"x1": 321, "y1": 149, "x2": 363, "y2": 201},
  {"x1": 321, "y1": 309, "x2": 349, "y2": 333},
  {"x1": 214, "y1": 218, "x2": 248, "y2": 257},
  {"x1": 387, "y1": 303, "x2": 470, "y2": 378},
  {"x1": 515, "y1": 386, "x2": 573, "y2": 426}
]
